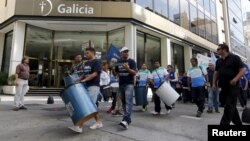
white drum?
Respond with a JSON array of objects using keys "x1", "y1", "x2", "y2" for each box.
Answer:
[{"x1": 155, "y1": 82, "x2": 180, "y2": 106}]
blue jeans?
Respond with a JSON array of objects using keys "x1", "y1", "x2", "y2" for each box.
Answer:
[
  {"x1": 208, "y1": 87, "x2": 219, "y2": 109},
  {"x1": 120, "y1": 84, "x2": 134, "y2": 124}
]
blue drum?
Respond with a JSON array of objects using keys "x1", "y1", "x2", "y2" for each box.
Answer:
[
  {"x1": 63, "y1": 73, "x2": 79, "y2": 87},
  {"x1": 134, "y1": 86, "x2": 148, "y2": 106},
  {"x1": 60, "y1": 83, "x2": 98, "y2": 126}
]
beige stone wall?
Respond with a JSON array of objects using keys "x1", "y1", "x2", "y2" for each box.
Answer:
[{"x1": 0, "y1": 0, "x2": 16, "y2": 24}]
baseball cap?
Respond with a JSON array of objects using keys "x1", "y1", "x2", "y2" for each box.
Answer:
[{"x1": 120, "y1": 46, "x2": 129, "y2": 53}]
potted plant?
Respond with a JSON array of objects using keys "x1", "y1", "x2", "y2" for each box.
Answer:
[
  {"x1": 0, "y1": 72, "x2": 8, "y2": 94},
  {"x1": 2, "y1": 74, "x2": 16, "y2": 95}
]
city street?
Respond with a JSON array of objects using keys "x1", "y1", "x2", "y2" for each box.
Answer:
[{"x1": 1, "y1": 95, "x2": 245, "y2": 141}]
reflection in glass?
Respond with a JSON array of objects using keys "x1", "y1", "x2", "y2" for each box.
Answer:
[
  {"x1": 180, "y1": 0, "x2": 189, "y2": 30},
  {"x1": 145, "y1": 34, "x2": 161, "y2": 70},
  {"x1": 211, "y1": 21, "x2": 218, "y2": 44},
  {"x1": 54, "y1": 32, "x2": 107, "y2": 60},
  {"x1": 25, "y1": 26, "x2": 52, "y2": 60},
  {"x1": 135, "y1": 0, "x2": 153, "y2": 10},
  {"x1": 136, "y1": 32, "x2": 161, "y2": 70},
  {"x1": 136, "y1": 32, "x2": 145, "y2": 68},
  {"x1": 108, "y1": 28, "x2": 125, "y2": 49},
  {"x1": 190, "y1": 4, "x2": 198, "y2": 34},
  {"x1": 205, "y1": 16, "x2": 212, "y2": 42},
  {"x1": 155, "y1": 0, "x2": 168, "y2": 18},
  {"x1": 169, "y1": 0, "x2": 180, "y2": 25},
  {"x1": 171, "y1": 43, "x2": 184, "y2": 75},
  {"x1": 1, "y1": 31, "x2": 13, "y2": 74},
  {"x1": 198, "y1": 10, "x2": 205, "y2": 38}
]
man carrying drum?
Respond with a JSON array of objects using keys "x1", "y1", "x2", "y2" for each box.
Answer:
[
  {"x1": 136, "y1": 63, "x2": 151, "y2": 112},
  {"x1": 69, "y1": 47, "x2": 103, "y2": 133},
  {"x1": 65, "y1": 53, "x2": 84, "y2": 76},
  {"x1": 150, "y1": 61, "x2": 172, "y2": 115}
]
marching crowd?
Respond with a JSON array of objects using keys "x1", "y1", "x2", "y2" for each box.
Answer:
[{"x1": 13, "y1": 43, "x2": 249, "y2": 133}]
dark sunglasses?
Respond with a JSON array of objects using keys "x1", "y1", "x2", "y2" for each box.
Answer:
[{"x1": 217, "y1": 48, "x2": 222, "y2": 51}]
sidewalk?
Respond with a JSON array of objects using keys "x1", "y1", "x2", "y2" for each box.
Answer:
[{"x1": 0, "y1": 96, "x2": 237, "y2": 141}]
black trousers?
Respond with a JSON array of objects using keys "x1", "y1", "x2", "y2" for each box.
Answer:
[
  {"x1": 154, "y1": 93, "x2": 172, "y2": 113},
  {"x1": 191, "y1": 86, "x2": 205, "y2": 113},
  {"x1": 220, "y1": 86, "x2": 242, "y2": 125},
  {"x1": 111, "y1": 92, "x2": 117, "y2": 110}
]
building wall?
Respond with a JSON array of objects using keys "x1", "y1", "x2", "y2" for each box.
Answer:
[
  {"x1": 216, "y1": 0, "x2": 226, "y2": 44},
  {"x1": 0, "y1": 33, "x2": 4, "y2": 71},
  {"x1": 0, "y1": 0, "x2": 16, "y2": 24}
]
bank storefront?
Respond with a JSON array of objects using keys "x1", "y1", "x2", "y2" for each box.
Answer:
[{"x1": 0, "y1": 0, "x2": 218, "y2": 88}]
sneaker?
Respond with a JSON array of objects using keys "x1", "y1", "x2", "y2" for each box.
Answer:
[
  {"x1": 19, "y1": 106, "x2": 27, "y2": 110},
  {"x1": 112, "y1": 111, "x2": 123, "y2": 117},
  {"x1": 207, "y1": 109, "x2": 213, "y2": 113},
  {"x1": 13, "y1": 107, "x2": 19, "y2": 111},
  {"x1": 141, "y1": 107, "x2": 147, "y2": 112},
  {"x1": 107, "y1": 107, "x2": 113, "y2": 113},
  {"x1": 89, "y1": 122, "x2": 103, "y2": 130},
  {"x1": 68, "y1": 126, "x2": 82, "y2": 133},
  {"x1": 196, "y1": 111, "x2": 202, "y2": 117},
  {"x1": 151, "y1": 111, "x2": 160, "y2": 115},
  {"x1": 119, "y1": 121, "x2": 128, "y2": 129},
  {"x1": 215, "y1": 108, "x2": 220, "y2": 113},
  {"x1": 166, "y1": 109, "x2": 171, "y2": 114}
]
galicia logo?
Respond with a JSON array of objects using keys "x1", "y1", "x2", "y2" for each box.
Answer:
[{"x1": 39, "y1": 0, "x2": 53, "y2": 16}]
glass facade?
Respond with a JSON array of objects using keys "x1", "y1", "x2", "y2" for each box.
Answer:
[
  {"x1": 171, "y1": 43, "x2": 185, "y2": 74},
  {"x1": 24, "y1": 25, "x2": 125, "y2": 87},
  {"x1": 1, "y1": 31, "x2": 13, "y2": 74},
  {"x1": 136, "y1": 31, "x2": 161, "y2": 70},
  {"x1": 135, "y1": 0, "x2": 218, "y2": 44}
]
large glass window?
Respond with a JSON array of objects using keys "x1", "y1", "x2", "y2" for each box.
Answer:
[
  {"x1": 190, "y1": 4, "x2": 198, "y2": 34},
  {"x1": 136, "y1": 31, "x2": 161, "y2": 70},
  {"x1": 198, "y1": 0, "x2": 204, "y2": 7},
  {"x1": 198, "y1": 10, "x2": 205, "y2": 38},
  {"x1": 210, "y1": 0, "x2": 216, "y2": 19},
  {"x1": 204, "y1": 0, "x2": 210, "y2": 13},
  {"x1": 169, "y1": 0, "x2": 180, "y2": 25},
  {"x1": 171, "y1": 43, "x2": 184, "y2": 74},
  {"x1": 135, "y1": 0, "x2": 153, "y2": 11},
  {"x1": 154, "y1": 0, "x2": 168, "y2": 18},
  {"x1": 145, "y1": 35, "x2": 161, "y2": 70},
  {"x1": 25, "y1": 26, "x2": 52, "y2": 60},
  {"x1": 211, "y1": 21, "x2": 218, "y2": 44},
  {"x1": 1, "y1": 31, "x2": 13, "y2": 74},
  {"x1": 180, "y1": 0, "x2": 189, "y2": 30},
  {"x1": 108, "y1": 28, "x2": 125, "y2": 49},
  {"x1": 54, "y1": 32, "x2": 107, "y2": 60},
  {"x1": 205, "y1": 16, "x2": 212, "y2": 41}
]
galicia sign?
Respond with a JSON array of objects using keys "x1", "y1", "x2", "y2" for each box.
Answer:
[
  {"x1": 58, "y1": 4, "x2": 94, "y2": 14},
  {"x1": 38, "y1": 0, "x2": 94, "y2": 16}
]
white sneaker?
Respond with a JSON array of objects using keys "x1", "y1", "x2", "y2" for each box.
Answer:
[
  {"x1": 89, "y1": 122, "x2": 103, "y2": 130},
  {"x1": 151, "y1": 111, "x2": 160, "y2": 115},
  {"x1": 166, "y1": 109, "x2": 171, "y2": 114},
  {"x1": 119, "y1": 121, "x2": 128, "y2": 129},
  {"x1": 68, "y1": 126, "x2": 82, "y2": 133}
]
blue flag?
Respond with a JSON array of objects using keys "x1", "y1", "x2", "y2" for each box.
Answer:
[
  {"x1": 244, "y1": 63, "x2": 250, "y2": 80},
  {"x1": 106, "y1": 44, "x2": 121, "y2": 62}
]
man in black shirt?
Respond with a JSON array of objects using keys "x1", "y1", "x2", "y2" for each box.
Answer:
[
  {"x1": 69, "y1": 47, "x2": 103, "y2": 133},
  {"x1": 114, "y1": 47, "x2": 137, "y2": 129},
  {"x1": 212, "y1": 43, "x2": 245, "y2": 125}
]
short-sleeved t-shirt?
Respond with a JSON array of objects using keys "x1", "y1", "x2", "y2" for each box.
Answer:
[
  {"x1": 137, "y1": 69, "x2": 151, "y2": 86},
  {"x1": 188, "y1": 66, "x2": 207, "y2": 87},
  {"x1": 215, "y1": 53, "x2": 244, "y2": 87},
  {"x1": 150, "y1": 67, "x2": 168, "y2": 88},
  {"x1": 115, "y1": 59, "x2": 137, "y2": 85},
  {"x1": 82, "y1": 59, "x2": 101, "y2": 87},
  {"x1": 16, "y1": 64, "x2": 30, "y2": 80},
  {"x1": 71, "y1": 62, "x2": 84, "y2": 76}
]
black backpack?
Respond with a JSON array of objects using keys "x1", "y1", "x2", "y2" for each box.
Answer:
[{"x1": 47, "y1": 95, "x2": 54, "y2": 104}]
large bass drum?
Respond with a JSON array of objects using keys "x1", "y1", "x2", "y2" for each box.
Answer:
[
  {"x1": 155, "y1": 82, "x2": 180, "y2": 106},
  {"x1": 60, "y1": 83, "x2": 97, "y2": 126}
]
